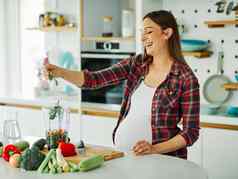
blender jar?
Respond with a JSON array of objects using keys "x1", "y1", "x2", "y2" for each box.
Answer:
[{"x1": 43, "y1": 105, "x2": 70, "y2": 149}]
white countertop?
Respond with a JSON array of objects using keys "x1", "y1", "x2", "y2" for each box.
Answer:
[
  {"x1": 0, "y1": 153, "x2": 208, "y2": 179},
  {"x1": 0, "y1": 96, "x2": 238, "y2": 126},
  {"x1": 0, "y1": 95, "x2": 80, "y2": 108}
]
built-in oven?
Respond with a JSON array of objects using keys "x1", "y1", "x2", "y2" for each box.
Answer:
[{"x1": 81, "y1": 39, "x2": 135, "y2": 107}]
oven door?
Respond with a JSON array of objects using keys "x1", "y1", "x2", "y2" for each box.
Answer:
[{"x1": 81, "y1": 52, "x2": 132, "y2": 106}]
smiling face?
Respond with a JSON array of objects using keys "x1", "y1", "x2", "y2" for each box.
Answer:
[{"x1": 142, "y1": 17, "x2": 173, "y2": 57}]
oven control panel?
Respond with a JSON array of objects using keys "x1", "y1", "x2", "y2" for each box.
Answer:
[{"x1": 96, "y1": 42, "x2": 119, "y2": 51}]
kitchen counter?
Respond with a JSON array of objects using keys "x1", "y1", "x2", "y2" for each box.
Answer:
[
  {"x1": 0, "y1": 96, "x2": 238, "y2": 130},
  {"x1": 0, "y1": 153, "x2": 207, "y2": 179}
]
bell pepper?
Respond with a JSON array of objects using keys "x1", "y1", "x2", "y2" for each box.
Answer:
[
  {"x1": 2, "y1": 144, "x2": 21, "y2": 161},
  {"x1": 58, "y1": 142, "x2": 76, "y2": 157}
]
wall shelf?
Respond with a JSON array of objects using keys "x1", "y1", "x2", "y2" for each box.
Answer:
[
  {"x1": 182, "y1": 51, "x2": 212, "y2": 58},
  {"x1": 26, "y1": 26, "x2": 77, "y2": 32},
  {"x1": 204, "y1": 19, "x2": 238, "y2": 28},
  {"x1": 223, "y1": 83, "x2": 238, "y2": 90},
  {"x1": 81, "y1": 36, "x2": 135, "y2": 42}
]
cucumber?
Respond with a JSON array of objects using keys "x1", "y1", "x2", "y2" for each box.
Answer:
[
  {"x1": 79, "y1": 155, "x2": 104, "y2": 172},
  {"x1": 68, "y1": 161, "x2": 80, "y2": 172},
  {"x1": 14, "y1": 141, "x2": 30, "y2": 151}
]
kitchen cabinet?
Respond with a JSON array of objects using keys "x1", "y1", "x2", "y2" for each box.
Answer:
[
  {"x1": 0, "y1": 106, "x2": 44, "y2": 137},
  {"x1": 69, "y1": 113, "x2": 82, "y2": 143},
  {"x1": 187, "y1": 129, "x2": 203, "y2": 166},
  {"x1": 81, "y1": 115, "x2": 117, "y2": 147},
  {"x1": 203, "y1": 128, "x2": 238, "y2": 179}
]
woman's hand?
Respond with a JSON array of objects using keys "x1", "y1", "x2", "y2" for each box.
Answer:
[
  {"x1": 43, "y1": 63, "x2": 64, "y2": 80},
  {"x1": 132, "y1": 140, "x2": 157, "y2": 155}
]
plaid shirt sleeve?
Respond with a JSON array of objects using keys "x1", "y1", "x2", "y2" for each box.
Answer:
[
  {"x1": 179, "y1": 76, "x2": 200, "y2": 147},
  {"x1": 81, "y1": 57, "x2": 132, "y2": 89}
]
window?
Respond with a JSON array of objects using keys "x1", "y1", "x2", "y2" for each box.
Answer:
[
  {"x1": 0, "y1": 0, "x2": 7, "y2": 96},
  {"x1": 20, "y1": 0, "x2": 45, "y2": 97}
]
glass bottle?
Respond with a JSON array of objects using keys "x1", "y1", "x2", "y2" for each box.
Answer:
[{"x1": 102, "y1": 16, "x2": 113, "y2": 37}]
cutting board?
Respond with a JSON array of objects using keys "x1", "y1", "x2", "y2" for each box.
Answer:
[
  {"x1": 42, "y1": 145, "x2": 124, "y2": 164},
  {"x1": 66, "y1": 145, "x2": 124, "y2": 164}
]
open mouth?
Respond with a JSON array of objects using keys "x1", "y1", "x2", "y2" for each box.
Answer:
[{"x1": 145, "y1": 41, "x2": 153, "y2": 49}]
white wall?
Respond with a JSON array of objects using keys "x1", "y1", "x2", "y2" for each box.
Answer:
[
  {"x1": 0, "y1": 0, "x2": 21, "y2": 97},
  {"x1": 83, "y1": 0, "x2": 121, "y2": 37},
  {"x1": 2, "y1": 0, "x2": 22, "y2": 97},
  {"x1": 0, "y1": 0, "x2": 7, "y2": 96}
]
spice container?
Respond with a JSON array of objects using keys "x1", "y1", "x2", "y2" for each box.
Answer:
[
  {"x1": 43, "y1": 103, "x2": 70, "y2": 149},
  {"x1": 122, "y1": 9, "x2": 134, "y2": 37},
  {"x1": 102, "y1": 16, "x2": 113, "y2": 37}
]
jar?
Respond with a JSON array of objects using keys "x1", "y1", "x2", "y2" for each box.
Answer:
[
  {"x1": 102, "y1": 16, "x2": 113, "y2": 37},
  {"x1": 122, "y1": 9, "x2": 134, "y2": 37},
  {"x1": 43, "y1": 105, "x2": 70, "y2": 149}
]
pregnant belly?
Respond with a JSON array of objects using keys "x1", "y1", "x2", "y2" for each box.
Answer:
[{"x1": 114, "y1": 116, "x2": 152, "y2": 153}]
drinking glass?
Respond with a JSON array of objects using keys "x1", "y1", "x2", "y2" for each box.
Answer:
[{"x1": 3, "y1": 111, "x2": 22, "y2": 144}]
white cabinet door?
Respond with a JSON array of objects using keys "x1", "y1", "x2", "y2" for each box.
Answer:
[
  {"x1": 187, "y1": 129, "x2": 203, "y2": 166},
  {"x1": 203, "y1": 128, "x2": 238, "y2": 179},
  {"x1": 69, "y1": 113, "x2": 82, "y2": 143},
  {"x1": 14, "y1": 107, "x2": 44, "y2": 137},
  {"x1": 0, "y1": 106, "x2": 44, "y2": 138},
  {"x1": 81, "y1": 115, "x2": 117, "y2": 147}
]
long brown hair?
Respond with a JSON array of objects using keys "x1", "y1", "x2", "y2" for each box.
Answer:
[{"x1": 143, "y1": 10, "x2": 184, "y2": 62}]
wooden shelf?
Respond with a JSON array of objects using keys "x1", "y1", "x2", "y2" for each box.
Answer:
[
  {"x1": 81, "y1": 36, "x2": 135, "y2": 42},
  {"x1": 26, "y1": 26, "x2": 77, "y2": 32},
  {"x1": 223, "y1": 83, "x2": 238, "y2": 90},
  {"x1": 204, "y1": 19, "x2": 238, "y2": 28},
  {"x1": 182, "y1": 51, "x2": 212, "y2": 58}
]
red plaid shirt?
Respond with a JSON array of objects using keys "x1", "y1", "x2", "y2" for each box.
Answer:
[{"x1": 82, "y1": 54, "x2": 200, "y2": 159}]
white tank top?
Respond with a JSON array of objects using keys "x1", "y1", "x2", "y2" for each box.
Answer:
[{"x1": 114, "y1": 81, "x2": 156, "y2": 152}]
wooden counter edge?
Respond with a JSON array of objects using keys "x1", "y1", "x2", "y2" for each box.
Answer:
[{"x1": 0, "y1": 102, "x2": 238, "y2": 131}]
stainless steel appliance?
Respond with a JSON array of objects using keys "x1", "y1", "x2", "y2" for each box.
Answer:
[{"x1": 81, "y1": 39, "x2": 135, "y2": 106}]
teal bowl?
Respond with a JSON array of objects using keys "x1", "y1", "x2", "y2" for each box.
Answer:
[
  {"x1": 235, "y1": 74, "x2": 238, "y2": 82},
  {"x1": 181, "y1": 39, "x2": 209, "y2": 52},
  {"x1": 226, "y1": 106, "x2": 238, "y2": 117}
]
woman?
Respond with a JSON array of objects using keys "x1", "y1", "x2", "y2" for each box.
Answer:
[{"x1": 44, "y1": 10, "x2": 200, "y2": 159}]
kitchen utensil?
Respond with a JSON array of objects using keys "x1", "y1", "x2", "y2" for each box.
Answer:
[
  {"x1": 215, "y1": 0, "x2": 227, "y2": 13},
  {"x1": 181, "y1": 39, "x2": 209, "y2": 51},
  {"x1": 203, "y1": 50, "x2": 232, "y2": 106},
  {"x1": 226, "y1": 1, "x2": 234, "y2": 15}
]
